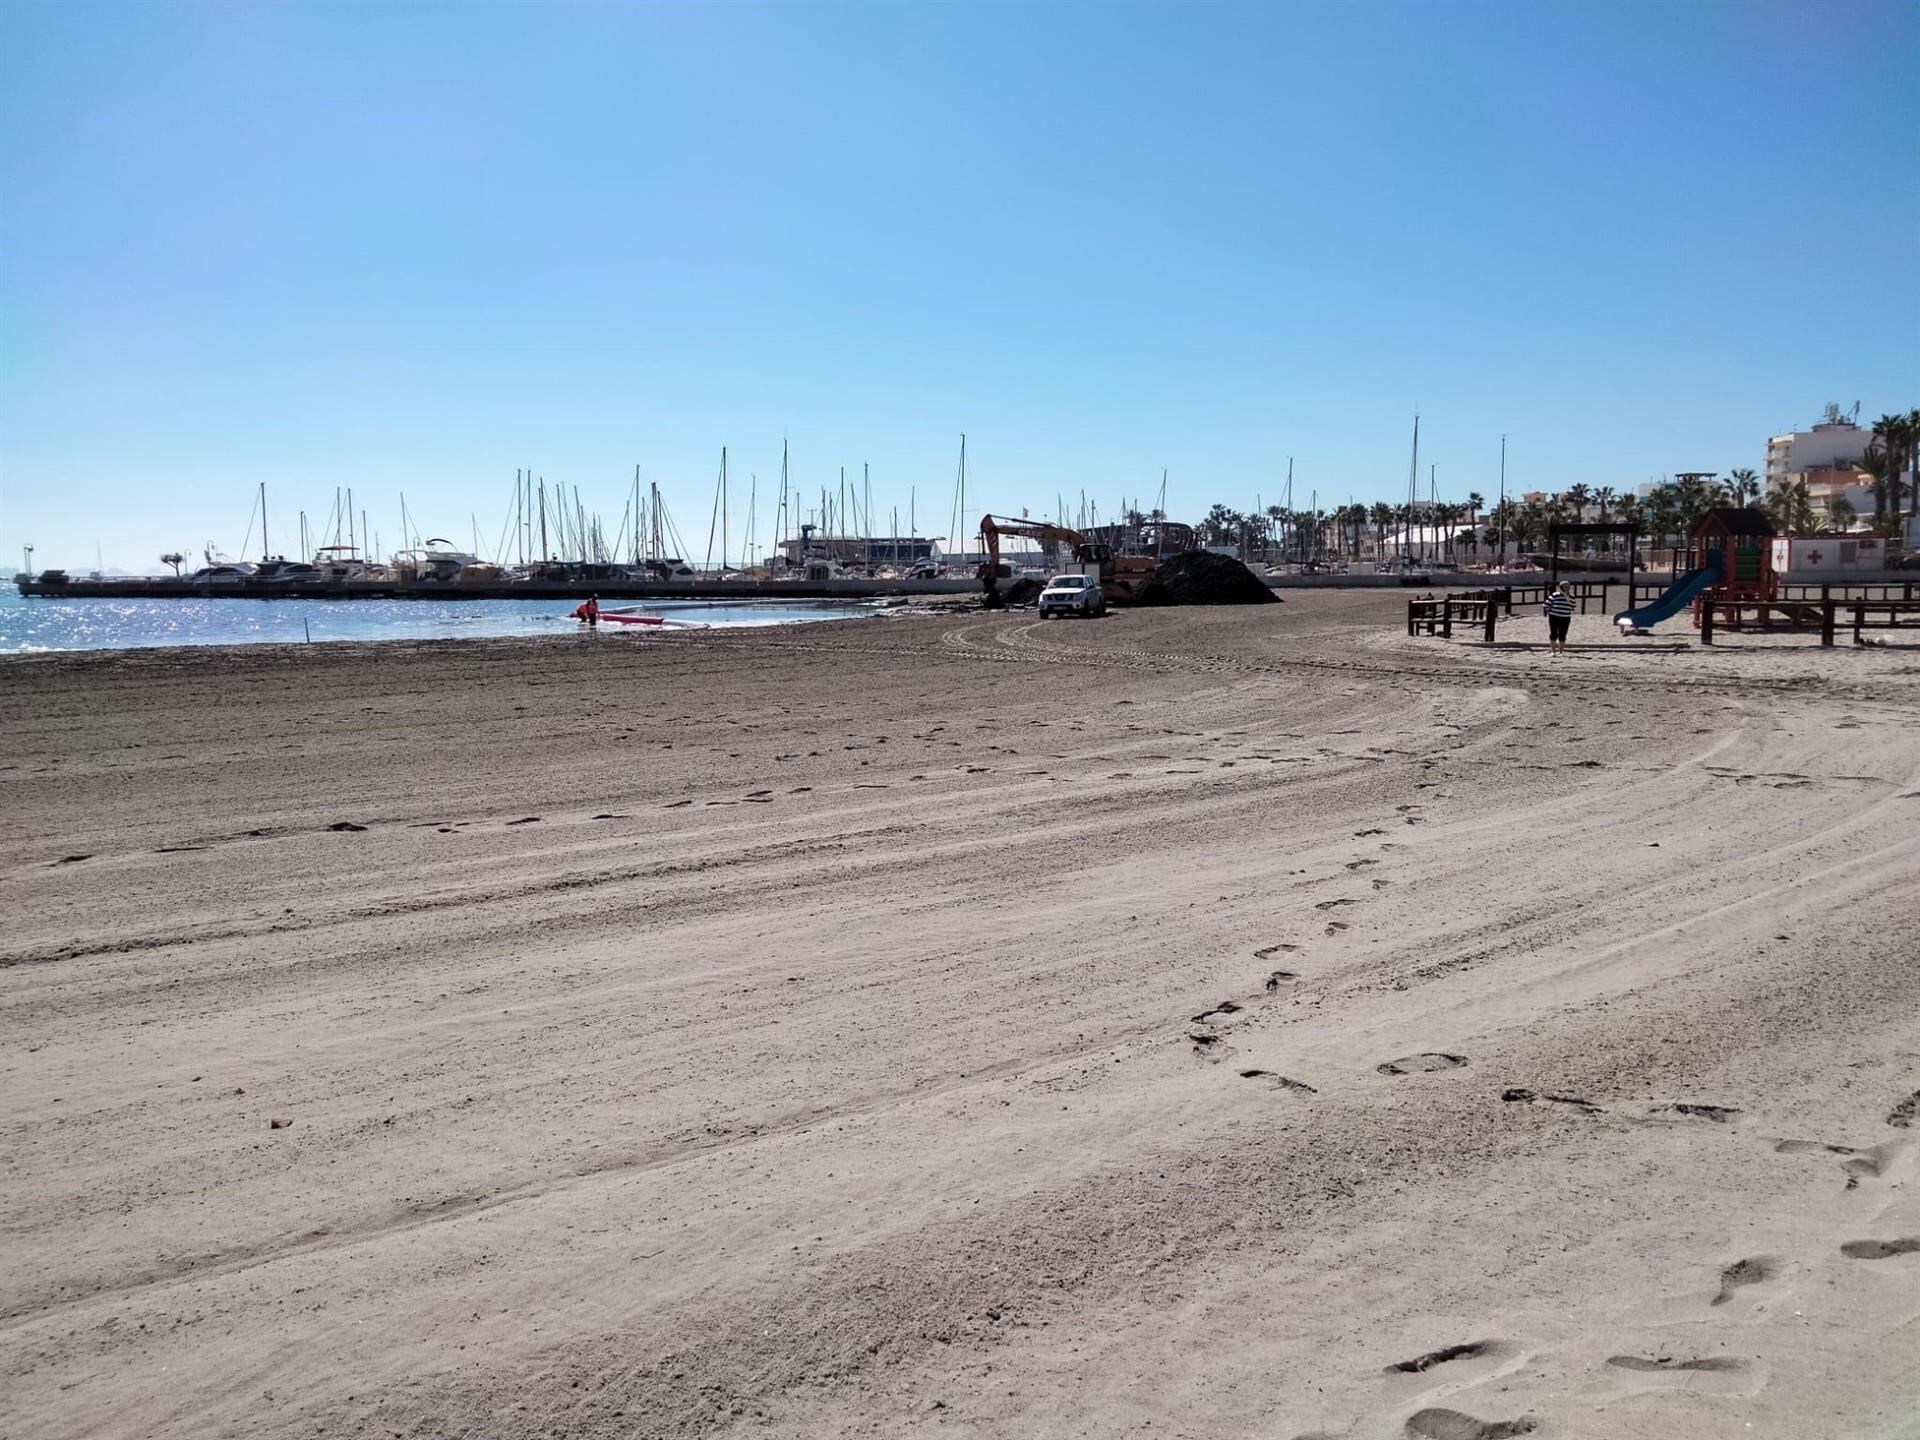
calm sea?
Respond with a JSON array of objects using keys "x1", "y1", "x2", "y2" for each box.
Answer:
[{"x1": 0, "y1": 590, "x2": 876, "y2": 655}]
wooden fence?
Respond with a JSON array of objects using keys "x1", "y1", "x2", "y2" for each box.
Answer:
[
  {"x1": 1700, "y1": 599, "x2": 1920, "y2": 647},
  {"x1": 1408, "y1": 580, "x2": 1613, "y2": 642}
]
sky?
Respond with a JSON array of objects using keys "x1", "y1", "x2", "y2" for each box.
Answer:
[{"x1": 2, "y1": 0, "x2": 1916, "y2": 571}]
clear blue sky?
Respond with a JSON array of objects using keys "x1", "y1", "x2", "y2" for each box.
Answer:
[{"x1": 3, "y1": 0, "x2": 1915, "y2": 569}]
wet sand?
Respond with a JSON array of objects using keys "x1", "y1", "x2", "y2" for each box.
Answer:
[{"x1": 3, "y1": 594, "x2": 1918, "y2": 1439}]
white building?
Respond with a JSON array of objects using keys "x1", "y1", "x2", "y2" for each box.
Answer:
[{"x1": 1765, "y1": 419, "x2": 1872, "y2": 493}]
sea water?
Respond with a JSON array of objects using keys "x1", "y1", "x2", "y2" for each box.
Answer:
[{"x1": 0, "y1": 591, "x2": 876, "y2": 654}]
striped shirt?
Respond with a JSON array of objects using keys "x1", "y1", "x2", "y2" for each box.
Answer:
[{"x1": 1544, "y1": 592, "x2": 1576, "y2": 618}]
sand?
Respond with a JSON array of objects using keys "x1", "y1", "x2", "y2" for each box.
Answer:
[{"x1": 2, "y1": 594, "x2": 1917, "y2": 1440}]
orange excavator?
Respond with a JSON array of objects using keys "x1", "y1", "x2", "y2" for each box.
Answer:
[{"x1": 977, "y1": 515, "x2": 1157, "y2": 606}]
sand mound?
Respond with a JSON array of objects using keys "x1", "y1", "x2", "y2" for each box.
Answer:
[
  {"x1": 1137, "y1": 551, "x2": 1279, "y2": 605},
  {"x1": 984, "y1": 576, "x2": 1045, "y2": 608}
]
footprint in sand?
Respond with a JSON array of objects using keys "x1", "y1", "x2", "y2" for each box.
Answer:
[
  {"x1": 1378, "y1": 1053, "x2": 1468, "y2": 1076},
  {"x1": 1354, "y1": 828, "x2": 1386, "y2": 837},
  {"x1": 1345, "y1": 858, "x2": 1379, "y2": 870},
  {"x1": 1887, "y1": 1091, "x2": 1919, "y2": 1128},
  {"x1": 504, "y1": 816, "x2": 540, "y2": 825},
  {"x1": 1775, "y1": 1137, "x2": 1888, "y2": 1188},
  {"x1": 1839, "y1": 1238, "x2": 1920, "y2": 1260},
  {"x1": 1315, "y1": 898, "x2": 1358, "y2": 911},
  {"x1": 1265, "y1": 970, "x2": 1297, "y2": 991},
  {"x1": 1255, "y1": 943, "x2": 1299, "y2": 959},
  {"x1": 1238, "y1": 1069, "x2": 1315, "y2": 1094},
  {"x1": 1189, "y1": 1030, "x2": 1231, "y2": 1060},
  {"x1": 1501, "y1": 1089, "x2": 1602, "y2": 1115},
  {"x1": 1325, "y1": 921, "x2": 1350, "y2": 936},
  {"x1": 1404, "y1": 1409, "x2": 1535, "y2": 1440},
  {"x1": 663, "y1": 800, "x2": 693, "y2": 808},
  {"x1": 1606, "y1": 1355, "x2": 1748, "y2": 1374},
  {"x1": 1711, "y1": 1256, "x2": 1774, "y2": 1306},
  {"x1": 1649, "y1": 1102, "x2": 1741, "y2": 1124},
  {"x1": 1386, "y1": 1341, "x2": 1500, "y2": 1374},
  {"x1": 1191, "y1": 1000, "x2": 1243, "y2": 1024}
]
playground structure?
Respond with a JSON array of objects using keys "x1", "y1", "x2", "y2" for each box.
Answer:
[
  {"x1": 1612, "y1": 508, "x2": 1772, "y2": 634},
  {"x1": 1410, "y1": 509, "x2": 1920, "y2": 647}
]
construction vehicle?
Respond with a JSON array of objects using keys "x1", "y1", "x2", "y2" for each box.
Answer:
[{"x1": 977, "y1": 515, "x2": 1157, "y2": 607}]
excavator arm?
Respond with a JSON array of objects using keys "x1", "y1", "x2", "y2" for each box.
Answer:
[{"x1": 978, "y1": 515, "x2": 1088, "y2": 600}]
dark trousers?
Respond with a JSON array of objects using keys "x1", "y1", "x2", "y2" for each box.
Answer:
[{"x1": 1548, "y1": 614, "x2": 1571, "y2": 642}]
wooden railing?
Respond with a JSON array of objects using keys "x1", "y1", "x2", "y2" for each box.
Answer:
[
  {"x1": 1699, "y1": 598, "x2": 1920, "y2": 646},
  {"x1": 1628, "y1": 579, "x2": 1920, "y2": 605},
  {"x1": 1409, "y1": 580, "x2": 1614, "y2": 641}
]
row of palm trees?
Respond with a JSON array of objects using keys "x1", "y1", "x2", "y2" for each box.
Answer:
[
  {"x1": 1181, "y1": 408, "x2": 1918, "y2": 567},
  {"x1": 1189, "y1": 479, "x2": 1752, "y2": 567}
]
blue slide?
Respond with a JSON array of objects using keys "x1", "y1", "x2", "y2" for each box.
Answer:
[{"x1": 1612, "y1": 554, "x2": 1722, "y2": 631}]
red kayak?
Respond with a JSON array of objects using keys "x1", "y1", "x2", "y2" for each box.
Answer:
[{"x1": 596, "y1": 610, "x2": 665, "y2": 626}]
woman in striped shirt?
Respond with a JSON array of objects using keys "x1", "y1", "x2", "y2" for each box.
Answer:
[{"x1": 1543, "y1": 583, "x2": 1575, "y2": 654}]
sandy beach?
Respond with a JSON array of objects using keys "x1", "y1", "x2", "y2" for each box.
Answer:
[{"x1": 3, "y1": 593, "x2": 1917, "y2": 1440}]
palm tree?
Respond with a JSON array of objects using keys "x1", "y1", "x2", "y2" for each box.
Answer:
[
  {"x1": 1346, "y1": 503, "x2": 1371, "y2": 560},
  {"x1": 1201, "y1": 504, "x2": 1236, "y2": 547},
  {"x1": 1727, "y1": 468, "x2": 1761, "y2": 507},
  {"x1": 1827, "y1": 495, "x2": 1858, "y2": 532},
  {"x1": 1562, "y1": 484, "x2": 1592, "y2": 521},
  {"x1": 1592, "y1": 486, "x2": 1616, "y2": 522},
  {"x1": 1369, "y1": 502, "x2": 1393, "y2": 561},
  {"x1": 1871, "y1": 411, "x2": 1920, "y2": 536},
  {"x1": 1861, "y1": 440, "x2": 1903, "y2": 536},
  {"x1": 1764, "y1": 479, "x2": 1818, "y2": 534}
]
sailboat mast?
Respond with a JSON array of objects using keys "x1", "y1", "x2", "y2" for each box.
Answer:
[
  {"x1": 1282, "y1": 458, "x2": 1294, "y2": 561},
  {"x1": 1498, "y1": 435, "x2": 1507, "y2": 566},
  {"x1": 1158, "y1": 467, "x2": 1170, "y2": 560},
  {"x1": 778, "y1": 440, "x2": 790, "y2": 564},
  {"x1": 1404, "y1": 415, "x2": 1420, "y2": 562},
  {"x1": 260, "y1": 482, "x2": 269, "y2": 562},
  {"x1": 959, "y1": 434, "x2": 967, "y2": 561}
]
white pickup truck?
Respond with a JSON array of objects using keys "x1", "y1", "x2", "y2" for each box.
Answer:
[{"x1": 1037, "y1": 573, "x2": 1106, "y2": 618}]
